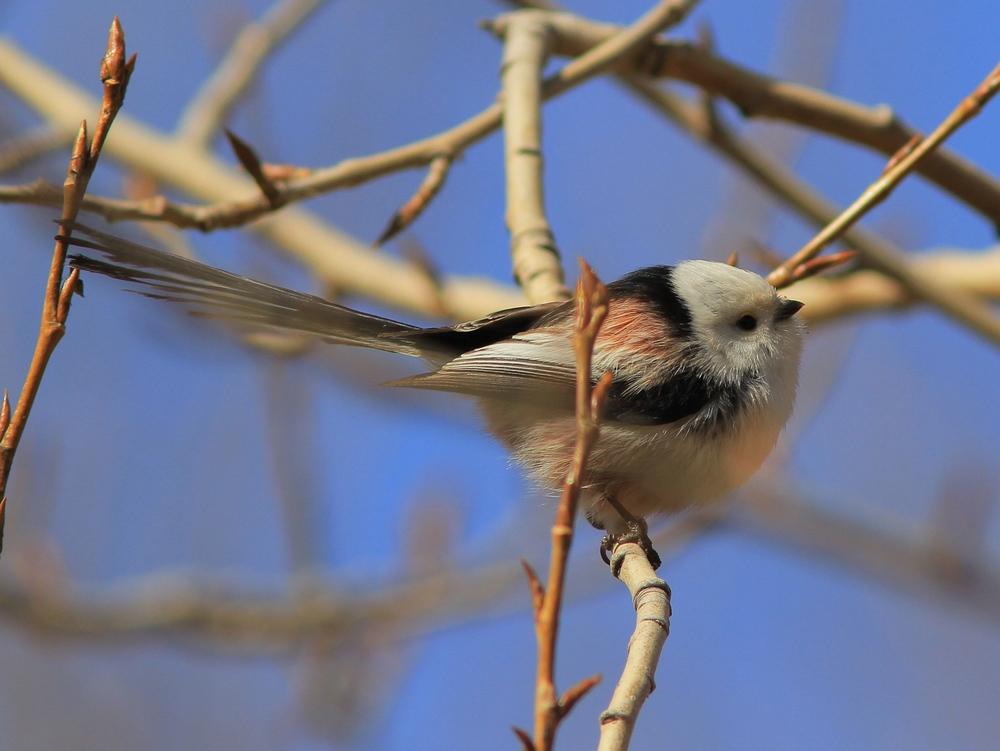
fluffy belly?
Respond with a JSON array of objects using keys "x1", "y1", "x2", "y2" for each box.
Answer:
[{"x1": 482, "y1": 400, "x2": 785, "y2": 534}]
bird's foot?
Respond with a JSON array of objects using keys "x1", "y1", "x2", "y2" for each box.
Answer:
[{"x1": 600, "y1": 517, "x2": 662, "y2": 574}]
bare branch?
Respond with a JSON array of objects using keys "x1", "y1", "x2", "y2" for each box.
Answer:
[
  {"x1": 618, "y1": 80, "x2": 1000, "y2": 344},
  {"x1": 0, "y1": 18, "x2": 132, "y2": 553},
  {"x1": 0, "y1": 559, "x2": 522, "y2": 651},
  {"x1": 0, "y1": 37, "x2": 524, "y2": 321},
  {"x1": 513, "y1": 726, "x2": 537, "y2": 751},
  {"x1": 767, "y1": 63, "x2": 1000, "y2": 345},
  {"x1": 499, "y1": 11, "x2": 566, "y2": 304},
  {"x1": 769, "y1": 62, "x2": 1000, "y2": 286},
  {"x1": 787, "y1": 247, "x2": 1000, "y2": 326},
  {"x1": 176, "y1": 0, "x2": 327, "y2": 147},
  {"x1": 225, "y1": 128, "x2": 282, "y2": 205},
  {"x1": 2, "y1": 3, "x2": 697, "y2": 237},
  {"x1": 375, "y1": 155, "x2": 451, "y2": 247},
  {"x1": 558, "y1": 673, "x2": 601, "y2": 719},
  {"x1": 527, "y1": 260, "x2": 611, "y2": 751},
  {"x1": 521, "y1": 558, "x2": 545, "y2": 622},
  {"x1": 518, "y1": 11, "x2": 1000, "y2": 227},
  {"x1": 599, "y1": 542, "x2": 671, "y2": 751}
]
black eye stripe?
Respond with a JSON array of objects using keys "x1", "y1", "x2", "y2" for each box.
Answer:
[{"x1": 736, "y1": 314, "x2": 757, "y2": 331}]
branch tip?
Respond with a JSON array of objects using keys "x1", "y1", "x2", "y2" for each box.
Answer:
[
  {"x1": 374, "y1": 157, "x2": 450, "y2": 246},
  {"x1": 0, "y1": 391, "x2": 10, "y2": 439},
  {"x1": 512, "y1": 726, "x2": 537, "y2": 751},
  {"x1": 101, "y1": 16, "x2": 126, "y2": 86},
  {"x1": 224, "y1": 129, "x2": 281, "y2": 205},
  {"x1": 67, "y1": 121, "x2": 89, "y2": 180},
  {"x1": 520, "y1": 558, "x2": 545, "y2": 618}
]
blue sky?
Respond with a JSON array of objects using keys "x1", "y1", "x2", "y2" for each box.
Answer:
[{"x1": 1, "y1": 1, "x2": 999, "y2": 749}]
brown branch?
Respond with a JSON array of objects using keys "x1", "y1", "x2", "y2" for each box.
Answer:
[
  {"x1": 175, "y1": 0, "x2": 327, "y2": 147},
  {"x1": 598, "y1": 542, "x2": 671, "y2": 751},
  {"x1": 785, "y1": 250, "x2": 857, "y2": 284},
  {"x1": 0, "y1": 18, "x2": 133, "y2": 554},
  {"x1": 224, "y1": 128, "x2": 282, "y2": 206},
  {"x1": 525, "y1": 260, "x2": 611, "y2": 751}
]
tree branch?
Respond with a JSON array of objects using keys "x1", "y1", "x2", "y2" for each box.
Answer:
[
  {"x1": 0, "y1": 18, "x2": 133, "y2": 553},
  {"x1": 175, "y1": 0, "x2": 328, "y2": 148},
  {"x1": 519, "y1": 261, "x2": 611, "y2": 750},
  {"x1": 0, "y1": 36, "x2": 525, "y2": 321},
  {"x1": 768, "y1": 62, "x2": 1000, "y2": 286},
  {"x1": 598, "y1": 542, "x2": 671, "y2": 751},
  {"x1": 499, "y1": 12, "x2": 567, "y2": 304},
  {"x1": 510, "y1": 10, "x2": 1000, "y2": 228},
  {"x1": 766, "y1": 62, "x2": 1000, "y2": 346}
]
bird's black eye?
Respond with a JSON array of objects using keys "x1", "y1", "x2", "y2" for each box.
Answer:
[{"x1": 736, "y1": 314, "x2": 757, "y2": 331}]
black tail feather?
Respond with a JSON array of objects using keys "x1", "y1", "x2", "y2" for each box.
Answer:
[{"x1": 63, "y1": 223, "x2": 438, "y2": 358}]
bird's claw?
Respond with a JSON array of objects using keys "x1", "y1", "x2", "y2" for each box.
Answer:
[{"x1": 600, "y1": 517, "x2": 662, "y2": 573}]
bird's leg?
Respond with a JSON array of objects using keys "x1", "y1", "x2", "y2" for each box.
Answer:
[{"x1": 599, "y1": 496, "x2": 662, "y2": 572}]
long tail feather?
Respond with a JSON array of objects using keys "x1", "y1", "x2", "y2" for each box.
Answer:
[{"x1": 63, "y1": 222, "x2": 438, "y2": 358}]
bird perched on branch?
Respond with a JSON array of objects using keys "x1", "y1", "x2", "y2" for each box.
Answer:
[{"x1": 64, "y1": 223, "x2": 804, "y2": 568}]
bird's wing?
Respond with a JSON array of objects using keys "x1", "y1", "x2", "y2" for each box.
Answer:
[
  {"x1": 387, "y1": 330, "x2": 579, "y2": 408},
  {"x1": 395, "y1": 327, "x2": 727, "y2": 426}
]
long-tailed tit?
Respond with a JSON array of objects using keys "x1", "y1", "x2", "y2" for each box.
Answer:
[{"x1": 64, "y1": 224, "x2": 804, "y2": 566}]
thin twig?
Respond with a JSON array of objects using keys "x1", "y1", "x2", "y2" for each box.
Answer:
[
  {"x1": 768, "y1": 62, "x2": 1000, "y2": 286},
  {"x1": 374, "y1": 155, "x2": 451, "y2": 247},
  {"x1": 0, "y1": 18, "x2": 133, "y2": 554},
  {"x1": 786, "y1": 247, "x2": 1000, "y2": 325},
  {"x1": 224, "y1": 128, "x2": 282, "y2": 206},
  {"x1": 518, "y1": 260, "x2": 611, "y2": 751},
  {"x1": 176, "y1": 0, "x2": 327, "y2": 147}
]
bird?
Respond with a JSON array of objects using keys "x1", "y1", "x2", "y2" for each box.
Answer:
[{"x1": 62, "y1": 223, "x2": 805, "y2": 568}]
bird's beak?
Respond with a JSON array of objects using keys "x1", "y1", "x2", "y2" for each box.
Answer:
[{"x1": 776, "y1": 298, "x2": 804, "y2": 320}]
